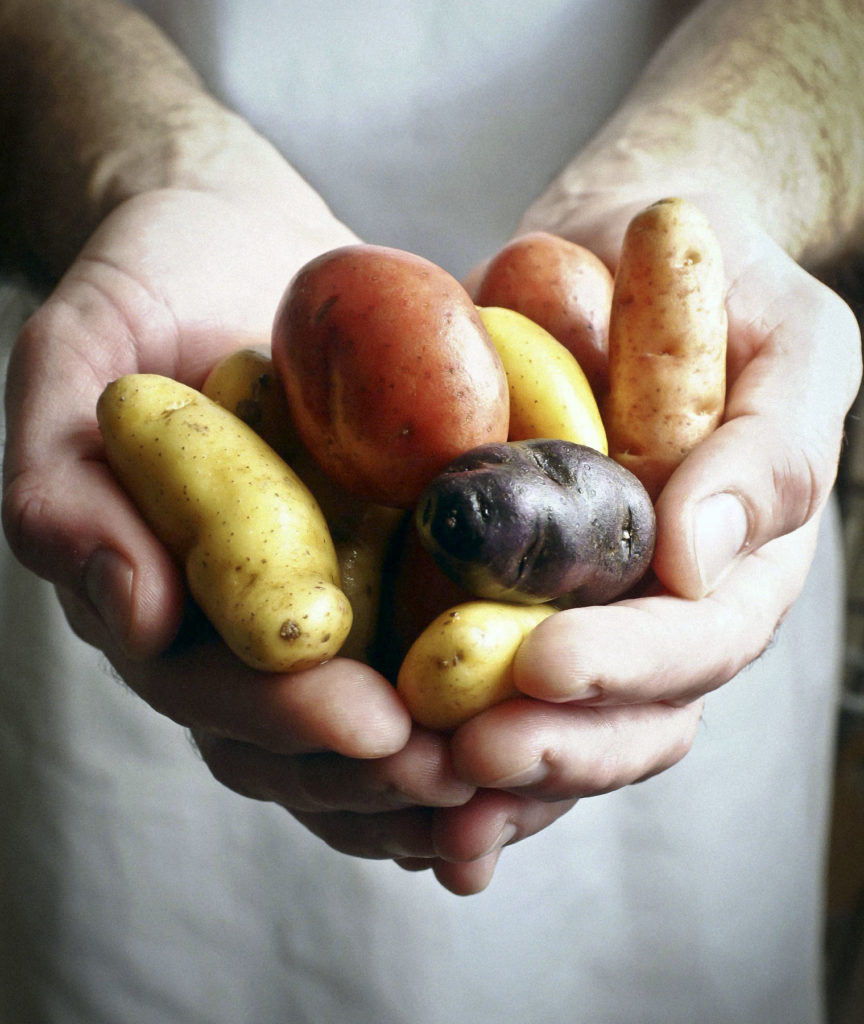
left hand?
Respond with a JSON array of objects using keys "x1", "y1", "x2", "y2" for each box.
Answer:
[{"x1": 413, "y1": 195, "x2": 860, "y2": 895}]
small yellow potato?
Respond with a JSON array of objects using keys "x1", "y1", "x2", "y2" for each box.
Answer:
[
  {"x1": 477, "y1": 306, "x2": 607, "y2": 454},
  {"x1": 202, "y1": 348, "x2": 404, "y2": 663},
  {"x1": 396, "y1": 600, "x2": 555, "y2": 731},
  {"x1": 201, "y1": 347, "x2": 299, "y2": 458},
  {"x1": 604, "y1": 198, "x2": 727, "y2": 500},
  {"x1": 97, "y1": 373, "x2": 352, "y2": 672}
]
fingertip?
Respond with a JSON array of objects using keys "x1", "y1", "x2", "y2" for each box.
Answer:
[
  {"x1": 512, "y1": 611, "x2": 599, "y2": 702},
  {"x1": 653, "y1": 486, "x2": 750, "y2": 600},
  {"x1": 433, "y1": 853, "x2": 500, "y2": 896},
  {"x1": 3, "y1": 458, "x2": 188, "y2": 659},
  {"x1": 278, "y1": 658, "x2": 414, "y2": 759},
  {"x1": 83, "y1": 543, "x2": 187, "y2": 659}
]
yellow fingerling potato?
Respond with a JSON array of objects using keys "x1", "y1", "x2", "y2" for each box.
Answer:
[
  {"x1": 477, "y1": 306, "x2": 607, "y2": 454},
  {"x1": 396, "y1": 600, "x2": 555, "y2": 731},
  {"x1": 97, "y1": 373, "x2": 352, "y2": 672},
  {"x1": 202, "y1": 349, "x2": 404, "y2": 664},
  {"x1": 604, "y1": 197, "x2": 727, "y2": 500}
]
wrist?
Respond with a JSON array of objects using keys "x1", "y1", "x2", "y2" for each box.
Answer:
[
  {"x1": 1, "y1": 0, "x2": 353, "y2": 277},
  {"x1": 516, "y1": 161, "x2": 763, "y2": 274},
  {"x1": 518, "y1": 0, "x2": 864, "y2": 274}
]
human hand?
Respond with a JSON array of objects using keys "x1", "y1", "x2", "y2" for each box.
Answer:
[
  {"x1": 415, "y1": 192, "x2": 860, "y2": 894},
  {"x1": 1, "y1": 128, "x2": 485, "y2": 873}
]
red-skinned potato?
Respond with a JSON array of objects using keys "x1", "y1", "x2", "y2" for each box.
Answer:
[
  {"x1": 272, "y1": 244, "x2": 510, "y2": 508},
  {"x1": 474, "y1": 231, "x2": 614, "y2": 396}
]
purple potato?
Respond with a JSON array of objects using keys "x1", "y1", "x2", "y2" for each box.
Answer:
[{"x1": 414, "y1": 439, "x2": 655, "y2": 606}]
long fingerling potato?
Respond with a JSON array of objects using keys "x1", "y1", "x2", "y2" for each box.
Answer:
[
  {"x1": 604, "y1": 198, "x2": 727, "y2": 500},
  {"x1": 202, "y1": 348, "x2": 405, "y2": 664},
  {"x1": 97, "y1": 373, "x2": 352, "y2": 672}
]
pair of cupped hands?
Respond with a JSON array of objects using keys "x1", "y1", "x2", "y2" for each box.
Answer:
[{"x1": 3, "y1": 127, "x2": 860, "y2": 895}]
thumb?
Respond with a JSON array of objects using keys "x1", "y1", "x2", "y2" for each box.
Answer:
[
  {"x1": 2, "y1": 294, "x2": 186, "y2": 659},
  {"x1": 653, "y1": 261, "x2": 860, "y2": 600}
]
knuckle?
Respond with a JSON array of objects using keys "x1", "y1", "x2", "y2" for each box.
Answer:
[
  {"x1": 2, "y1": 471, "x2": 64, "y2": 580},
  {"x1": 768, "y1": 439, "x2": 827, "y2": 534}
]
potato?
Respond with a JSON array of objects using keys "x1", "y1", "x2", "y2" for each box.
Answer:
[
  {"x1": 202, "y1": 348, "x2": 404, "y2": 663},
  {"x1": 201, "y1": 347, "x2": 300, "y2": 458},
  {"x1": 604, "y1": 198, "x2": 727, "y2": 501},
  {"x1": 271, "y1": 244, "x2": 510, "y2": 508},
  {"x1": 477, "y1": 306, "x2": 607, "y2": 454},
  {"x1": 375, "y1": 521, "x2": 473, "y2": 681},
  {"x1": 474, "y1": 231, "x2": 614, "y2": 396},
  {"x1": 396, "y1": 601, "x2": 555, "y2": 731},
  {"x1": 97, "y1": 373, "x2": 352, "y2": 672},
  {"x1": 415, "y1": 439, "x2": 655, "y2": 607}
]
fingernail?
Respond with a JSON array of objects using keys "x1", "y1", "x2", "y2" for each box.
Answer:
[
  {"x1": 490, "y1": 822, "x2": 517, "y2": 854},
  {"x1": 693, "y1": 493, "x2": 749, "y2": 595},
  {"x1": 84, "y1": 548, "x2": 133, "y2": 646}
]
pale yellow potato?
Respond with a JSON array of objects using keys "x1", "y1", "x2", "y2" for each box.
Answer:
[
  {"x1": 97, "y1": 373, "x2": 352, "y2": 672},
  {"x1": 477, "y1": 305, "x2": 607, "y2": 454},
  {"x1": 202, "y1": 348, "x2": 404, "y2": 664},
  {"x1": 604, "y1": 197, "x2": 727, "y2": 500},
  {"x1": 328, "y1": 502, "x2": 404, "y2": 663},
  {"x1": 396, "y1": 600, "x2": 555, "y2": 731},
  {"x1": 202, "y1": 347, "x2": 301, "y2": 459}
]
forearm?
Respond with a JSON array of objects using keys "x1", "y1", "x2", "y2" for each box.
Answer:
[
  {"x1": 522, "y1": 0, "x2": 864, "y2": 269},
  {"x1": 0, "y1": 0, "x2": 336, "y2": 276}
]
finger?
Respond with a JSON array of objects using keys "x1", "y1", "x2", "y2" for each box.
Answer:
[
  {"x1": 515, "y1": 513, "x2": 820, "y2": 706},
  {"x1": 289, "y1": 806, "x2": 437, "y2": 861},
  {"x1": 193, "y1": 726, "x2": 475, "y2": 813},
  {"x1": 450, "y1": 698, "x2": 703, "y2": 800},
  {"x1": 434, "y1": 787, "x2": 577, "y2": 859},
  {"x1": 141, "y1": 649, "x2": 411, "y2": 758},
  {"x1": 65, "y1": 581, "x2": 411, "y2": 761},
  {"x1": 394, "y1": 858, "x2": 435, "y2": 873},
  {"x1": 432, "y1": 852, "x2": 501, "y2": 896},
  {"x1": 75, "y1": 596, "x2": 412, "y2": 757},
  {"x1": 2, "y1": 293, "x2": 187, "y2": 657},
  {"x1": 655, "y1": 254, "x2": 860, "y2": 600},
  {"x1": 5, "y1": 458, "x2": 188, "y2": 659}
]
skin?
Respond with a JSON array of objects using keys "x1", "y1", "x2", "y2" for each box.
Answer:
[
  {"x1": 201, "y1": 348, "x2": 405, "y2": 664},
  {"x1": 397, "y1": 602, "x2": 556, "y2": 733},
  {"x1": 415, "y1": 440, "x2": 655, "y2": 605},
  {"x1": 1, "y1": 0, "x2": 863, "y2": 898},
  {"x1": 272, "y1": 244, "x2": 510, "y2": 508}
]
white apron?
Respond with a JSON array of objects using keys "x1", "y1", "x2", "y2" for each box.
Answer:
[{"x1": 0, "y1": 3, "x2": 841, "y2": 1021}]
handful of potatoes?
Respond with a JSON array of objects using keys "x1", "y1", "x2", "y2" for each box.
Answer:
[{"x1": 97, "y1": 197, "x2": 726, "y2": 729}]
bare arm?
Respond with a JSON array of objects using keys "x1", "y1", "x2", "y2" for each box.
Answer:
[
  {"x1": 0, "y1": 0, "x2": 343, "y2": 275},
  {"x1": 522, "y1": 0, "x2": 864, "y2": 270}
]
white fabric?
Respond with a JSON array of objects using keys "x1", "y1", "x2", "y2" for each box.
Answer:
[
  {"x1": 0, "y1": 3, "x2": 843, "y2": 1022},
  {"x1": 137, "y1": 0, "x2": 694, "y2": 278}
]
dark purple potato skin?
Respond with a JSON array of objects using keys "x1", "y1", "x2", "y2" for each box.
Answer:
[{"x1": 414, "y1": 439, "x2": 656, "y2": 606}]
